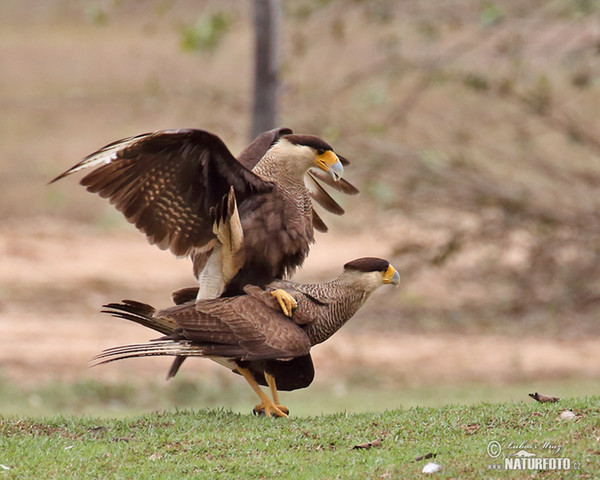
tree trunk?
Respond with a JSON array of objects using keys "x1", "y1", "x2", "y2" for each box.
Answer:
[{"x1": 251, "y1": 0, "x2": 280, "y2": 139}]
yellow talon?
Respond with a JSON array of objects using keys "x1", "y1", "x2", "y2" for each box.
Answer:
[
  {"x1": 253, "y1": 403, "x2": 289, "y2": 417},
  {"x1": 271, "y1": 289, "x2": 297, "y2": 317},
  {"x1": 235, "y1": 364, "x2": 289, "y2": 419}
]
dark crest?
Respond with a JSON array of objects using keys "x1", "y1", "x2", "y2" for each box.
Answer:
[
  {"x1": 343, "y1": 257, "x2": 390, "y2": 273},
  {"x1": 281, "y1": 134, "x2": 333, "y2": 153}
]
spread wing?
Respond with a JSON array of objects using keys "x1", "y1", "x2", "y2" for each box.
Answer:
[
  {"x1": 51, "y1": 127, "x2": 360, "y2": 256},
  {"x1": 50, "y1": 129, "x2": 273, "y2": 257}
]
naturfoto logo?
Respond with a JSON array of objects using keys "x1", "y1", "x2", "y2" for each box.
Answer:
[{"x1": 486, "y1": 440, "x2": 581, "y2": 472}]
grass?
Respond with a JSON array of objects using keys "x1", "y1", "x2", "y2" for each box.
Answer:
[{"x1": 1, "y1": 397, "x2": 598, "y2": 479}]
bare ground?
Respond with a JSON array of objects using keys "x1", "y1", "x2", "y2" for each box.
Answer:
[{"x1": 2, "y1": 221, "x2": 599, "y2": 393}]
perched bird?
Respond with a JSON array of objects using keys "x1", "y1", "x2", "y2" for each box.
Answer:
[
  {"x1": 50, "y1": 127, "x2": 358, "y2": 299},
  {"x1": 93, "y1": 257, "x2": 400, "y2": 417}
]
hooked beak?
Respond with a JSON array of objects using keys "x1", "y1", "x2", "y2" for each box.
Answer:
[
  {"x1": 316, "y1": 150, "x2": 344, "y2": 181},
  {"x1": 383, "y1": 265, "x2": 400, "y2": 286},
  {"x1": 328, "y1": 159, "x2": 344, "y2": 181}
]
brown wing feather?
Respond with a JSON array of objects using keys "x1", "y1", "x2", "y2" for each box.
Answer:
[
  {"x1": 97, "y1": 295, "x2": 311, "y2": 365},
  {"x1": 306, "y1": 172, "x2": 345, "y2": 215},
  {"x1": 158, "y1": 295, "x2": 311, "y2": 359},
  {"x1": 309, "y1": 169, "x2": 359, "y2": 195},
  {"x1": 54, "y1": 129, "x2": 273, "y2": 257},
  {"x1": 213, "y1": 187, "x2": 312, "y2": 294},
  {"x1": 312, "y1": 210, "x2": 328, "y2": 233},
  {"x1": 55, "y1": 127, "x2": 359, "y2": 301},
  {"x1": 171, "y1": 286, "x2": 200, "y2": 305}
]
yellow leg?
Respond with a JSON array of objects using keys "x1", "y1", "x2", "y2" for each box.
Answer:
[
  {"x1": 236, "y1": 364, "x2": 288, "y2": 418},
  {"x1": 270, "y1": 289, "x2": 298, "y2": 317},
  {"x1": 265, "y1": 372, "x2": 289, "y2": 415}
]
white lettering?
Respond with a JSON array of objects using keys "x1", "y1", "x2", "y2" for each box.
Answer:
[
  {"x1": 504, "y1": 458, "x2": 571, "y2": 470},
  {"x1": 541, "y1": 442, "x2": 562, "y2": 454}
]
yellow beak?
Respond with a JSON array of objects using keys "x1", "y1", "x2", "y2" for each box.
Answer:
[
  {"x1": 383, "y1": 265, "x2": 400, "y2": 285},
  {"x1": 316, "y1": 150, "x2": 343, "y2": 181}
]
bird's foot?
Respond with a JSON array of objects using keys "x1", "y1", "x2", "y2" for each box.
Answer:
[
  {"x1": 270, "y1": 289, "x2": 297, "y2": 317},
  {"x1": 253, "y1": 402, "x2": 289, "y2": 418}
]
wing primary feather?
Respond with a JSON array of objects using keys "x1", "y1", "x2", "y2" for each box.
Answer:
[
  {"x1": 306, "y1": 172, "x2": 345, "y2": 215},
  {"x1": 337, "y1": 154, "x2": 350, "y2": 166},
  {"x1": 312, "y1": 210, "x2": 328, "y2": 233},
  {"x1": 50, "y1": 129, "x2": 274, "y2": 258},
  {"x1": 48, "y1": 133, "x2": 149, "y2": 184},
  {"x1": 309, "y1": 169, "x2": 359, "y2": 195}
]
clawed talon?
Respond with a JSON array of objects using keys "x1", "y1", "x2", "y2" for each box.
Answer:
[
  {"x1": 271, "y1": 289, "x2": 298, "y2": 317},
  {"x1": 235, "y1": 365, "x2": 289, "y2": 419},
  {"x1": 253, "y1": 402, "x2": 289, "y2": 418}
]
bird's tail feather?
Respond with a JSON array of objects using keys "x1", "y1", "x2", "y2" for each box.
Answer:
[
  {"x1": 167, "y1": 356, "x2": 187, "y2": 379},
  {"x1": 102, "y1": 300, "x2": 177, "y2": 336},
  {"x1": 91, "y1": 340, "x2": 245, "y2": 368},
  {"x1": 91, "y1": 340, "x2": 206, "y2": 367}
]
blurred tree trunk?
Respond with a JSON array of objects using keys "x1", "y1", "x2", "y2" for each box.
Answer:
[{"x1": 251, "y1": 0, "x2": 280, "y2": 139}]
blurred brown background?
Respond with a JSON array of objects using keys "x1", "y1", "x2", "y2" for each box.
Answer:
[{"x1": 1, "y1": 0, "x2": 599, "y2": 416}]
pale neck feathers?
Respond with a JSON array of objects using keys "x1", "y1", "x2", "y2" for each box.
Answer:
[
  {"x1": 251, "y1": 140, "x2": 314, "y2": 184},
  {"x1": 292, "y1": 271, "x2": 384, "y2": 345}
]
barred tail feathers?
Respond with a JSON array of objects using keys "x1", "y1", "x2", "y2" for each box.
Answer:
[
  {"x1": 102, "y1": 300, "x2": 177, "y2": 336},
  {"x1": 91, "y1": 340, "x2": 205, "y2": 367}
]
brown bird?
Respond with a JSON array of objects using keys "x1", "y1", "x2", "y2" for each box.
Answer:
[
  {"x1": 93, "y1": 257, "x2": 400, "y2": 417},
  {"x1": 528, "y1": 392, "x2": 560, "y2": 403},
  {"x1": 50, "y1": 127, "x2": 358, "y2": 299}
]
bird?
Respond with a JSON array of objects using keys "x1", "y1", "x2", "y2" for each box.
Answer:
[
  {"x1": 50, "y1": 127, "x2": 358, "y2": 299},
  {"x1": 92, "y1": 257, "x2": 400, "y2": 417}
]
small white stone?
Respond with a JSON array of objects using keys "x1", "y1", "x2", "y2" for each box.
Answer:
[
  {"x1": 559, "y1": 410, "x2": 576, "y2": 421},
  {"x1": 422, "y1": 462, "x2": 442, "y2": 473}
]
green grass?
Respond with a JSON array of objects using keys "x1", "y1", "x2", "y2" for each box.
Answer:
[{"x1": 1, "y1": 397, "x2": 598, "y2": 479}]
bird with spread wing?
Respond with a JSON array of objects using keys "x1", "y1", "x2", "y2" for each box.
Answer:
[
  {"x1": 51, "y1": 127, "x2": 358, "y2": 299},
  {"x1": 93, "y1": 257, "x2": 400, "y2": 417}
]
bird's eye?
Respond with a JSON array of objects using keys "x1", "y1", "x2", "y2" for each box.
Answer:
[{"x1": 316, "y1": 148, "x2": 326, "y2": 155}]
